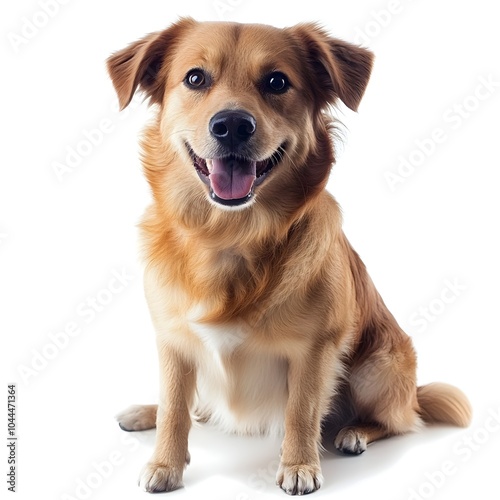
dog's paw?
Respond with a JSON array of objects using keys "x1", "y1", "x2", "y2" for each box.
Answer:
[
  {"x1": 334, "y1": 427, "x2": 367, "y2": 455},
  {"x1": 276, "y1": 462, "x2": 323, "y2": 495},
  {"x1": 116, "y1": 404, "x2": 157, "y2": 432},
  {"x1": 139, "y1": 462, "x2": 184, "y2": 493}
]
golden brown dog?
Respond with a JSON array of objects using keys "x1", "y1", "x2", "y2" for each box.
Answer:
[{"x1": 107, "y1": 18, "x2": 471, "y2": 495}]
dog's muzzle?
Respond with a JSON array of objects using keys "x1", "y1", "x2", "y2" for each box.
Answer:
[{"x1": 187, "y1": 110, "x2": 286, "y2": 207}]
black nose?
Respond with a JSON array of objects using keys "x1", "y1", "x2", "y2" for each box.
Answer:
[{"x1": 209, "y1": 110, "x2": 256, "y2": 150}]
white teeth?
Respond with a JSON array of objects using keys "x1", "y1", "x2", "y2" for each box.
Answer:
[{"x1": 206, "y1": 159, "x2": 213, "y2": 173}]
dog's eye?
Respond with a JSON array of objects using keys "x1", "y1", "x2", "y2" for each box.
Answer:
[
  {"x1": 184, "y1": 69, "x2": 209, "y2": 89},
  {"x1": 263, "y1": 72, "x2": 290, "y2": 94}
]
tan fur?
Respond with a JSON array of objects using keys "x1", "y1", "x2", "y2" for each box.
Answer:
[
  {"x1": 417, "y1": 383, "x2": 472, "y2": 428},
  {"x1": 107, "y1": 18, "x2": 472, "y2": 495}
]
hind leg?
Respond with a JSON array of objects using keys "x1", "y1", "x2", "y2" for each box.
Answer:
[
  {"x1": 337, "y1": 337, "x2": 422, "y2": 453},
  {"x1": 116, "y1": 405, "x2": 158, "y2": 431}
]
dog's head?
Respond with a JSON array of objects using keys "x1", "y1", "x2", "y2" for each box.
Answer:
[{"x1": 107, "y1": 18, "x2": 373, "y2": 213}]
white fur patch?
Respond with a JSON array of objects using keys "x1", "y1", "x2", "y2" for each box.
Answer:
[
  {"x1": 188, "y1": 304, "x2": 247, "y2": 356},
  {"x1": 187, "y1": 303, "x2": 287, "y2": 435},
  {"x1": 195, "y1": 353, "x2": 288, "y2": 436}
]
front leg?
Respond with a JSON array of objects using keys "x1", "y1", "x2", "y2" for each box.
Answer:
[
  {"x1": 277, "y1": 344, "x2": 337, "y2": 495},
  {"x1": 140, "y1": 343, "x2": 195, "y2": 493}
]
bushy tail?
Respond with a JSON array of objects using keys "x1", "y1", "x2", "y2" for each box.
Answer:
[{"x1": 417, "y1": 383, "x2": 472, "y2": 428}]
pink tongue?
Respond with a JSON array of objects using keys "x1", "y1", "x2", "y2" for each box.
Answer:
[{"x1": 209, "y1": 157, "x2": 257, "y2": 200}]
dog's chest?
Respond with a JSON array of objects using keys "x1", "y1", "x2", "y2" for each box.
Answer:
[
  {"x1": 187, "y1": 303, "x2": 287, "y2": 435},
  {"x1": 145, "y1": 265, "x2": 288, "y2": 435},
  {"x1": 187, "y1": 303, "x2": 248, "y2": 355}
]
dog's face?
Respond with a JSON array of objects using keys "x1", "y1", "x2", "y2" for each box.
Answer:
[
  {"x1": 108, "y1": 19, "x2": 373, "y2": 212},
  {"x1": 164, "y1": 22, "x2": 308, "y2": 209}
]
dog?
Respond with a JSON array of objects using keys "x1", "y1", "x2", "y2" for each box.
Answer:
[{"x1": 107, "y1": 18, "x2": 472, "y2": 495}]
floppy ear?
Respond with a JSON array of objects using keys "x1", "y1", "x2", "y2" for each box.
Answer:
[
  {"x1": 288, "y1": 23, "x2": 374, "y2": 111},
  {"x1": 106, "y1": 17, "x2": 195, "y2": 110}
]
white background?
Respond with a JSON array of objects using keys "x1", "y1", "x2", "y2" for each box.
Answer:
[{"x1": 2, "y1": 1, "x2": 500, "y2": 499}]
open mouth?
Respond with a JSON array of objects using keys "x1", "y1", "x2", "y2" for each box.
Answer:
[{"x1": 187, "y1": 143, "x2": 286, "y2": 207}]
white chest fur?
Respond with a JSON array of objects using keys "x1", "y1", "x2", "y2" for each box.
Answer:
[
  {"x1": 188, "y1": 304, "x2": 248, "y2": 356},
  {"x1": 187, "y1": 304, "x2": 288, "y2": 436}
]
